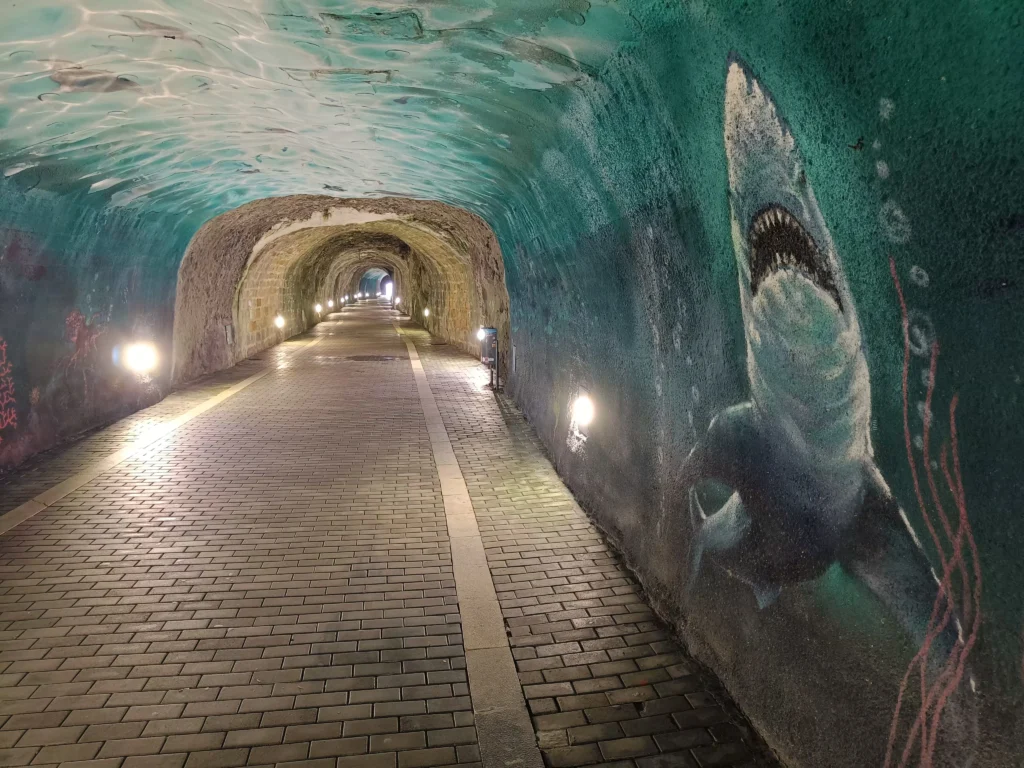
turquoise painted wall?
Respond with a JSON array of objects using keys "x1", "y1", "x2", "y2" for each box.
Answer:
[
  {"x1": 0, "y1": 2, "x2": 1020, "y2": 765},
  {"x1": 0, "y1": 177, "x2": 199, "y2": 463},
  {"x1": 500, "y1": 3, "x2": 1023, "y2": 766}
]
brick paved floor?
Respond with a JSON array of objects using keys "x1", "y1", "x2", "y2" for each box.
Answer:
[
  {"x1": 0, "y1": 338, "x2": 313, "y2": 518},
  {"x1": 407, "y1": 330, "x2": 776, "y2": 768},
  {"x1": 0, "y1": 303, "x2": 775, "y2": 768},
  {"x1": 0, "y1": 309, "x2": 476, "y2": 768}
]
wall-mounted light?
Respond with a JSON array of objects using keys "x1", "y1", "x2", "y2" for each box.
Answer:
[
  {"x1": 395, "y1": 297, "x2": 402, "y2": 305},
  {"x1": 328, "y1": 299, "x2": 334, "y2": 308},
  {"x1": 124, "y1": 342, "x2": 158, "y2": 375},
  {"x1": 315, "y1": 303, "x2": 323, "y2": 314},
  {"x1": 476, "y1": 328, "x2": 486, "y2": 341},
  {"x1": 572, "y1": 395, "x2": 595, "y2": 427},
  {"x1": 423, "y1": 308, "x2": 430, "y2": 317},
  {"x1": 274, "y1": 315, "x2": 285, "y2": 329}
]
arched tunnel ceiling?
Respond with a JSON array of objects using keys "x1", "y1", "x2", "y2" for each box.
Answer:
[
  {"x1": 0, "y1": 1, "x2": 632, "y2": 217},
  {"x1": 171, "y1": 195, "x2": 508, "y2": 382},
  {"x1": 360, "y1": 267, "x2": 389, "y2": 284}
]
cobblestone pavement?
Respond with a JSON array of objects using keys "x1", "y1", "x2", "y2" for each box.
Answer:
[{"x1": 0, "y1": 303, "x2": 776, "y2": 768}]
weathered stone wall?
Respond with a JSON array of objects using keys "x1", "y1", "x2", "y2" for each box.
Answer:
[{"x1": 172, "y1": 196, "x2": 510, "y2": 383}]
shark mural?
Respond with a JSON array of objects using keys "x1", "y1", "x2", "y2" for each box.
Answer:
[{"x1": 675, "y1": 58, "x2": 979, "y2": 762}]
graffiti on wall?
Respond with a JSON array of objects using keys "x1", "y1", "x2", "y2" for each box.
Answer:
[
  {"x1": 0, "y1": 339, "x2": 15, "y2": 445},
  {"x1": 0, "y1": 300, "x2": 162, "y2": 467},
  {"x1": 675, "y1": 58, "x2": 979, "y2": 764},
  {"x1": 60, "y1": 309, "x2": 106, "y2": 405}
]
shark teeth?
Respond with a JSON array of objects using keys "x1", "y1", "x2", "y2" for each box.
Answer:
[
  {"x1": 754, "y1": 207, "x2": 797, "y2": 234},
  {"x1": 747, "y1": 204, "x2": 842, "y2": 310}
]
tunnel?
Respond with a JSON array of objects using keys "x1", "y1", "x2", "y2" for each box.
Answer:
[
  {"x1": 171, "y1": 195, "x2": 509, "y2": 384},
  {"x1": 0, "y1": 3, "x2": 1021, "y2": 768}
]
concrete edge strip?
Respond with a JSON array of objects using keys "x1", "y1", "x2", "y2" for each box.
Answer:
[
  {"x1": 394, "y1": 321, "x2": 544, "y2": 768},
  {"x1": 0, "y1": 335, "x2": 325, "y2": 537}
]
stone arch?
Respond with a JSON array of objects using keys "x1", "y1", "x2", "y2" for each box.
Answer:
[{"x1": 172, "y1": 195, "x2": 509, "y2": 384}]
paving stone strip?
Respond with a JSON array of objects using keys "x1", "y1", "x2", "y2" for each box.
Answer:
[
  {"x1": 394, "y1": 322, "x2": 544, "y2": 768},
  {"x1": 0, "y1": 336, "x2": 322, "y2": 519},
  {"x1": 405, "y1": 328, "x2": 778, "y2": 768}
]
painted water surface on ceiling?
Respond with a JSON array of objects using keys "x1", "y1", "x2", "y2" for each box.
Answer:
[{"x1": 0, "y1": 0, "x2": 629, "y2": 215}]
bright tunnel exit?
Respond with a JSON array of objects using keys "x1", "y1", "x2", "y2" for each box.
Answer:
[{"x1": 358, "y1": 267, "x2": 389, "y2": 298}]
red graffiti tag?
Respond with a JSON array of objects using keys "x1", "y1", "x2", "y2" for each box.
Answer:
[
  {"x1": 0, "y1": 339, "x2": 16, "y2": 445},
  {"x1": 885, "y1": 258, "x2": 981, "y2": 768},
  {"x1": 65, "y1": 310, "x2": 104, "y2": 364},
  {"x1": 59, "y1": 310, "x2": 105, "y2": 404}
]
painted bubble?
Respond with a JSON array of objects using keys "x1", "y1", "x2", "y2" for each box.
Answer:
[
  {"x1": 916, "y1": 400, "x2": 932, "y2": 428},
  {"x1": 907, "y1": 310, "x2": 936, "y2": 358},
  {"x1": 879, "y1": 97, "x2": 895, "y2": 120},
  {"x1": 880, "y1": 200, "x2": 912, "y2": 243}
]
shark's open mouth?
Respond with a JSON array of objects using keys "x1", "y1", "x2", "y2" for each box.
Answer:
[{"x1": 748, "y1": 204, "x2": 842, "y2": 310}]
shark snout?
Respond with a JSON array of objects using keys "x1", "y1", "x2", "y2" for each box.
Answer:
[{"x1": 725, "y1": 55, "x2": 850, "y2": 322}]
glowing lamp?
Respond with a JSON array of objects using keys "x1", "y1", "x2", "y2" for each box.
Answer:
[
  {"x1": 315, "y1": 303, "x2": 323, "y2": 313},
  {"x1": 572, "y1": 395, "x2": 595, "y2": 427},
  {"x1": 477, "y1": 328, "x2": 486, "y2": 341},
  {"x1": 395, "y1": 297, "x2": 402, "y2": 305},
  {"x1": 274, "y1": 315, "x2": 285, "y2": 329},
  {"x1": 328, "y1": 299, "x2": 334, "y2": 308},
  {"x1": 423, "y1": 308, "x2": 430, "y2": 317},
  {"x1": 124, "y1": 342, "x2": 158, "y2": 375}
]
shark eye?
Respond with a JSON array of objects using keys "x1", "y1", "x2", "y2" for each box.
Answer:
[{"x1": 747, "y1": 205, "x2": 842, "y2": 310}]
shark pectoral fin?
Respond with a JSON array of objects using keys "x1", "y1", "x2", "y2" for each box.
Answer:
[
  {"x1": 838, "y1": 471, "x2": 964, "y2": 658},
  {"x1": 673, "y1": 402, "x2": 757, "y2": 491},
  {"x1": 690, "y1": 490, "x2": 780, "y2": 610},
  {"x1": 687, "y1": 487, "x2": 708, "y2": 592},
  {"x1": 688, "y1": 491, "x2": 750, "y2": 593},
  {"x1": 688, "y1": 485, "x2": 708, "y2": 524},
  {"x1": 679, "y1": 404, "x2": 760, "y2": 599}
]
